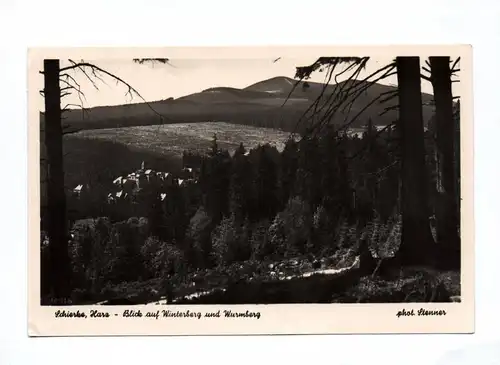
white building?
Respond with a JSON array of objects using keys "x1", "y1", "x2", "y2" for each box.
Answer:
[{"x1": 113, "y1": 176, "x2": 123, "y2": 187}]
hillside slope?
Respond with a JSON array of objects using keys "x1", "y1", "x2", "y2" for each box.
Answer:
[{"x1": 40, "y1": 76, "x2": 436, "y2": 133}]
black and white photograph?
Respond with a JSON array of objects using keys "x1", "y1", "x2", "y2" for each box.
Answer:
[{"x1": 29, "y1": 46, "x2": 473, "y2": 334}]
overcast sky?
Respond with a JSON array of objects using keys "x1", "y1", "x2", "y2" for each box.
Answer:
[{"x1": 52, "y1": 57, "x2": 459, "y2": 109}]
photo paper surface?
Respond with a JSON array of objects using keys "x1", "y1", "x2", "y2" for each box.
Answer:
[{"x1": 28, "y1": 46, "x2": 474, "y2": 336}]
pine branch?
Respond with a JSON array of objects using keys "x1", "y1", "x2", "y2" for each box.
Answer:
[
  {"x1": 133, "y1": 58, "x2": 170, "y2": 65},
  {"x1": 295, "y1": 57, "x2": 369, "y2": 80}
]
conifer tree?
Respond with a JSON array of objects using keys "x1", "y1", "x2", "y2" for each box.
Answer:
[
  {"x1": 230, "y1": 143, "x2": 253, "y2": 222},
  {"x1": 147, "y1": 192, "x2": 166, "y2": 240},
  {"x1": 253, "y1": 144, "x2": 280, "y2": 221},
  {"x1": 185, "y1": 206, "x2": 213, "y2": 268},
  {"x1": 205, "y1": 135, "x2": 232, "y2": 224},
  {"x1": 280, "y1": 138, "x2": 299, "y2": 205}
]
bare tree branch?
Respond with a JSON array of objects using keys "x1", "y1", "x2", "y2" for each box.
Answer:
[
  {"x1": 61, "y1": 103, "x2": 90, "y2": 117},
  {"x1": 282, "y1": 58, "x2": 370, "y2": 132},
  {"x1": 290, "y1": 59, "x2": 376, "y2": 137},
  {"x1": 311, "y1": 64, "x2": 337, "y2": 125},
  {"x1": 59, "y1": 61, "x2": 169, "y2": 123},
  {"x1": 451, "y1": 57, "x2": 461, "y2": 72},
  {"x1": 332, "y1": 83, "x2": 398, "y2": 138},
  {"x1": 62, "y1": 103, "x2": 86, "y2": 110},
  {"x1": 335, "y1": 62, "x2": 361, "y2": 84},
  {"x1": 379, "y1": 104, "x2": 399, "y2": 117},
  {"x1": 311, "y1": 62, "x2": 396, "y2": 138},
  {"x1": 420, "y1": 73, "x2": 432, "y2": 82},
  {"x1": 340, "y1": 69, "x2": 397, "y2": 114},
  {"x1": 291, "y1": 62, "x2": 337, "y2": 130},
  {"x1": 68, "y1": 59, "x2": 102, "y2": 91},
  {"x1": 378, "y1": 90, "x2": 399, "y2": 104},
  {"x1": 280, "y1": 76, "x2": 306, "y2": 108},
  {"x1": 59, "y1": 80, "x2": 87, "y2": 101},
  {"x1": 314, "y1": 62, "x2": 369, "y2": 130},
  {"x1": 60, "y1": 73, "x2": 88, "y2": 105}
]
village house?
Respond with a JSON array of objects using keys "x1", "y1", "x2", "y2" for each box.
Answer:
[
  {"x1": 145, "y1": 169, "x2": 155, "y2": 182},
  {"x1": 72, "y1": 184, "x2": 90, "y2": 199},
  {"x1": 113, "y1": 176, "x2": 123, "y2": 188},
  {"x1": 164, "y1": 172, "x2": 174, "y2": 186},
  {"x1": 115, "y1": 190, "x2": 128, "y2": 200},
  {"x1": 103, "y1": 160, "x2": 203, "y2": 208},
  {"x1": 183, "y1": 178, "x2": 196, "y2": 186},
  {"x1": 107, "y1": 192, "x2": 115, "y2": 204},
  {"x1": 136, "y1": 172, "x2": 148, "y2": 189},
  {"x1": 122, "y1": 178, "x2": 137, "y2": 194},
  {"x1": 73, "y1": 184, "x2": 84, "y2": 197},
  {"x1": 181, "y1": 167, "x2": 193, "y2": 179},
  {"x1": 181, "y1": 166, "x2": 201, "y2": 179}
]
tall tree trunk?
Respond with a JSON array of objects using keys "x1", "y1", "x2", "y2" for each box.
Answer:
[
  {"x1": 394, "y1": 57, "x2": 435, "y2": 267},
  {"x1": 454, "y1": 100, "x2": 461, "y2": 227},
  {"x1": 429, "y1": 56, "x2": 460, "y2": 270},
  {"x1": 43, "y1": 59, "x2": 71, "y2": 300}
]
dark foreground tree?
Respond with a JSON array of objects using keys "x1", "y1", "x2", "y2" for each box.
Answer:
[
  {"x1": 291, "y1": 56, "x2": 449, "y2": 269},
  {"x1": 41, "y1": 58, "x2": 169, "y2": 301},
  {"x1": 393, "y1": 56, "x2": 435, "y2": 266},
  {"x1": 43, "y1": 59, "x2": 71, "y2": 300},
  {"x1": 429, "y1": 56, "x2": 460, "y2": 269}
]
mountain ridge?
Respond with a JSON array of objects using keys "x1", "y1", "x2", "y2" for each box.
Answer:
[{"x1": 40, "y1": 76, "x2": 436, "y2": 133}]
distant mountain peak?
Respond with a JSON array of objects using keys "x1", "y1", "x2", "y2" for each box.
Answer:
[
  {"x1": 50, "y1": 74, "x2": 435, "y2": 134},
  {"x1": 244, "y1": 76, "x2": 298, "y2": 93},
  {"x1": 201, "y1": 86, "x2": 240, "y2": 93}
]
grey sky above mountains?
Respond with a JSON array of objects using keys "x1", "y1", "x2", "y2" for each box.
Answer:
[{"x1": 54, "y1": 57, "x2": 459, "y2": 109}]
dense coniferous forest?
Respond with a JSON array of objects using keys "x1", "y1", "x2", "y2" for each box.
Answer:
[{"x1": 41, "y1": 104, "x2": 461, "y2": 304}]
